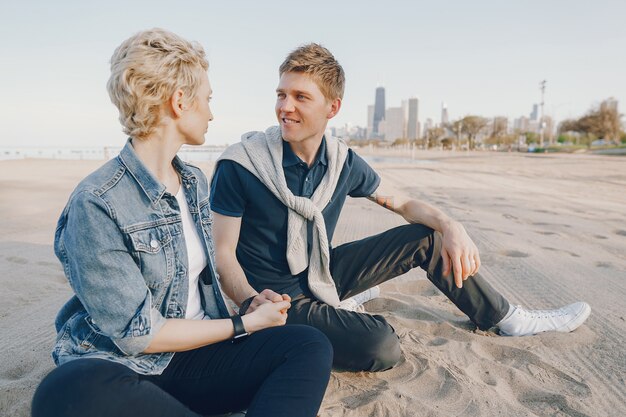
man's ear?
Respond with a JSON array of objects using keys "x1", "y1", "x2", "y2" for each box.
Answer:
[
  {"x1": 169, "y1": 89, "x2": 186, "y2": 118},
  {"x1": 327, "y1": 98, "x2": 342, "y2": 120}
]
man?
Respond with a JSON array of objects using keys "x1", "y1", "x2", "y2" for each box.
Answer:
[{"x1": 209, "y1": 44, "x2": 591, "y2": 372}]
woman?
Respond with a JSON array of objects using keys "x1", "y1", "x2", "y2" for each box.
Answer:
[{"x1": 31, "y1": 28, "x2": 333, "y2": 417}]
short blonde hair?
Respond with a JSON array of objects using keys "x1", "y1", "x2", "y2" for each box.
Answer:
[
  {"x1": 279, "y1": 43, "x2": 345, "y2": 101},
  {"x1": 107, "y1": 28, "x2": 208, "y2": 139}
]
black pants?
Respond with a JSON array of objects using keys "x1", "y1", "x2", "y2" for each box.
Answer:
[
  {"x1": 32, "y1": 325, "x2": 332, "y2": 417},
  {"x1": 286, "y1": 224, "x2": 510, "y2": 372}
]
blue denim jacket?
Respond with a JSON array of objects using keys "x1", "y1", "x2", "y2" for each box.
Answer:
[{"x1": 52, "y1": 140, "x2": 230, "y2": 375}]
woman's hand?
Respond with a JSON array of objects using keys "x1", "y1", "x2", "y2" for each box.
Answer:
[{"x1": 242, "y1": 298, "x2": 291, "y2": 333}]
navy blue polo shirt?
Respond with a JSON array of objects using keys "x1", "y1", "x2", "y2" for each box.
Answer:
[{"x1": 210, "y1": 137, "x2": 380, "y2": 298}]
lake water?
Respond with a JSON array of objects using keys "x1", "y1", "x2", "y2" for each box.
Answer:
[
  {"x1": 1, "y1": 146, "x2": 437, "y2": 166},
  {"x1": 0, "y1": 146, "x2": 226, "y2": 162}
]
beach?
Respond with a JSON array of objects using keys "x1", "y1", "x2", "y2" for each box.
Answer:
[{"x1": 1, "y1": 151, "x2": 625, "y2": 417}]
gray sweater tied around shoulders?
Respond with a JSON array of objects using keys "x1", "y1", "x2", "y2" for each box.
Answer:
[{"x1": 216, "y1": 126, "x2": 349, "y2": 307}]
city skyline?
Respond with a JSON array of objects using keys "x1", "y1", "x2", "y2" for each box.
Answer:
[
  {"x1": 350, "y1": 84, "x2": 567, "y2": 143},
  {"x1": 1, "y1": 0, "x2": 624, "y2": 147}
]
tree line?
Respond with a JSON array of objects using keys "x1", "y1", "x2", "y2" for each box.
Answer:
[
  {"x1": 375, "y1": 98, "x2": 624, "y2": 151},
  {"x1": 558, "y1": 98, "x2": 624, "y2": 147}
]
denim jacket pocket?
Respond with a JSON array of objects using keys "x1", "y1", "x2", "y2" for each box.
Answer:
[
  {"x1": 199, "y1": 202, "x2": 213, "y2": 233},
  {"x1": 127, "y1": 225, "x2": 174, "y2": 292},
  {"x1": 61, "y1": 313, "x2": 100, "y2": 355}
]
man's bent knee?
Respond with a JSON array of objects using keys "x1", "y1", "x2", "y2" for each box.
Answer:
[
  {"x1": 365, "y1": 329, "x2": 402, "y2": 372},
  {"x1": 337, "y1": 323, "x2": 401, "y2": 372}
]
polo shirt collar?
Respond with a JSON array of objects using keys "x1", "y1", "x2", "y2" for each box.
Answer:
[{"x1": 282, "y1": 136, "x2": 328, "y2": 168}]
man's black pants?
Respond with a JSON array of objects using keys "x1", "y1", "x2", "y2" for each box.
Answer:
[{"x1": 285, "y1": 223, "x2": 510, "y2": 372}]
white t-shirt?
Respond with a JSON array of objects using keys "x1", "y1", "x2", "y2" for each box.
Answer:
[{"x1": 175, "y1": 186, "x2": 207, "y2": 320}]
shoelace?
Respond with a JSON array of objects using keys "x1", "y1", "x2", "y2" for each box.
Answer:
[{"x1": 514, "y1": 305, "x2": 569, "y2": 319}]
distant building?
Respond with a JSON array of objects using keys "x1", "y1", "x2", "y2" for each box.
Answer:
[
  {"x1": 373, "y1": 86, "x2": 386, "y2": 136},
  {"x1": 423, "y1": 118, "x2": 434, "y2": 137},
  {"x1": 530, "y1": 104, "x2": 539, "y2": 121},
  {"x1": 377, "y1": 120, "x2": 386, "y2": 138},
  {"x1": 514, "y1": 116, "x2": 529, "y2": 132},
  {"x1": 407, "y1": 97, "x2": 419, "y2": 140},
  {"x1": 385, "y1": 107, "x2": 405, "y2": 141},
  {"x1": 367, "y1": 105, "x2": 374, "y2": 138},
  {"x1": 441, "y1": 102, "x2": 449, "y2": 125}
]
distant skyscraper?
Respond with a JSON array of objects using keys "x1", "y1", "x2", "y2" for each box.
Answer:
[
  {"x1": 530, "y1": 104, "x2": 539, "y2": 121},
  {"x1": 441, "y1": 102, "x2": 449, "y2": 125},
  {"x1": 407, "y1": 97, "x2": 419, "y2": 140},
  {"x1": 385, "y1": 107, "x2": 405, "y2": 141},
  {"x1": 423, "y1": 118, "x2": 433, "y2": 137},
  {"x1": 367, "y1": 105, "x2": 375, "y2": 138},
  {"x1": 514, "y1": 116, "x2": 529, "y2": 132},
  {"x1": 373, "y1": 86, "x2": 386, "y2": 136}
]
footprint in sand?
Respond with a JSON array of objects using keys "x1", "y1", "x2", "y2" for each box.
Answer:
[
  {"x1": 542, "y1": 247, "x2": 581, "y2": 258},
  {"x1": 595, "y1": 261, "x2": 613, "y2": 268},
  {"x1": 427, "y1": 337, "x2": 449, "y2": 347},
  {"x1": 481, "y1": 344, "x2": 591, "y2": 405},
  {"x1": 519, "y1": 391, "x2": 590, "y2": 416},
  {"x1": 533, "y1": 222, "x2": 572, "y2": 228},
  {"x1": 479, "y1": 370, "x2": 498, "y2": 386},
  {"x1": 535, "y1": 230, "x2": 558, "y2": 236},
  {"x1": 36, "y1": 261, "x2": 58, "y2": 267},
  {"x1": 502, "y1": 214, "x2": 518, "y2": 220},
  {"x1": 6, "y1": 256, "x2": 28, "y2": 265},
  {"x1": 0, "y1": 358, "x2": 37, "y2": 380},
  {"x1": 340, "y1": 381, "x2": 388, "y2": 409},
  {"x1": 385, "y1": 353, "x2": 428, "y2": 383},
  {"x1": 614, "y1": 230, "x2": 626, "y2": 237},
  {"x1": 499, "y1": 250, "x2": 530, "y2": 258},
  {"x1": 594, "y1": 235, "x2": 608, "y2": 240}
]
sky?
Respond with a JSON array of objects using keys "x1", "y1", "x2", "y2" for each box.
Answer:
[{"x1": 1, "y1": 0, "x2": 625, "y2": 147}]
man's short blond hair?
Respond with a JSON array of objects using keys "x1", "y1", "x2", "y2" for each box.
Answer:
[
  {"x1": 107, "y1": 28, "x2": 208, "y2": 139},
  {"x1": 279, "y1": 43, "x2": 345, "y2": 101}
]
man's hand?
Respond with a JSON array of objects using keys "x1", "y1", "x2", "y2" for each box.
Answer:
[
  {"x1": 440, "y1": 220, "x2": 481, "y2": 288},
  {"x1": 243, "y1": 289, "x2": 291, "y2": 314}
]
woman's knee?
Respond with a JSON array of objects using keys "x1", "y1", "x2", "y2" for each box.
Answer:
[
  {"x1": 32, "y1": 359, "x2": 138, "y2": 417},
  {"x1": 282, "y1": 325, "x2": 334, "y2": 366}
]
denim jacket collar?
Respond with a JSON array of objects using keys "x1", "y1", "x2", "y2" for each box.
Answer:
[{"x1": 118, "y1": 139, "x2": 197, "y2": 204}]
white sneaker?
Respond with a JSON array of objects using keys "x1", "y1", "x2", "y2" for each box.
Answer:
[
  {"x1": 497, "y1": 302, "x2": 591, "y2": 336},
  {"x1": 338, "y1": 286, "x2": 381, "y2": 312}
]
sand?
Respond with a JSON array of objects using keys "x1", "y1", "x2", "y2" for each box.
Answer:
[{"x1": 1, "y1": 151, "x2": 625, "y2": 417}]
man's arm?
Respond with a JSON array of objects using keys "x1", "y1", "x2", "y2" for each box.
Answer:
[
  {"x1": 211, "y1": 211, "x2": 287, "y2": 313},
  {"x1": 367, "y1": 180, "x2": 481, "y2": 288}
]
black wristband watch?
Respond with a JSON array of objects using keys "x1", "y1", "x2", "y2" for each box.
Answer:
[
  {"x1": 230, "y1": 315, "x2": 249, "y2": 343},
  {"x1": 239, "y1": 295, "x2": 256, "y2": 315}
]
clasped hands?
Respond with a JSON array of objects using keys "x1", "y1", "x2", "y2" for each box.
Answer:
[{"x1": 241, "y1": 289, "x2": 291, "y2": 315}]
